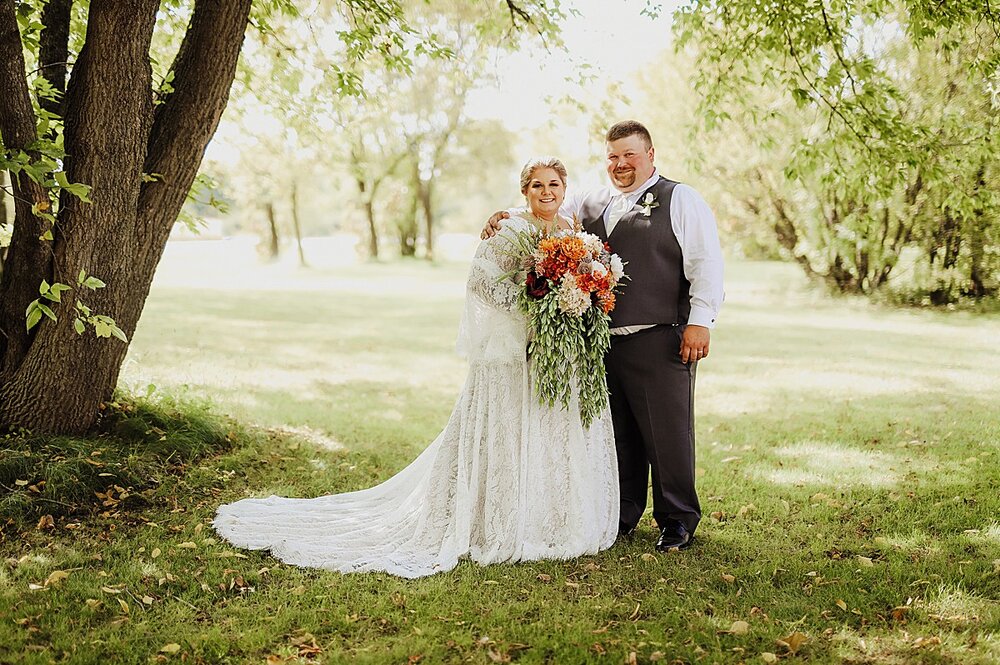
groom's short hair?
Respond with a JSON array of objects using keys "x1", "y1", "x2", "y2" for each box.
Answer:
[{"x1": 606, "y1": 121, "x2": 652, "y2": 150}]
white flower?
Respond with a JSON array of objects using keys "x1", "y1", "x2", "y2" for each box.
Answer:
[
  {"x1": 639, "y1": 191, "x2": 659, "y2": 216},
  {"x1": 609, "y1": 254, "x2": 625, "y2": 281},
  {"x1": 581, "y1": 233, "x2": 604, "y2": 255},
  {"x1": 556, "y1": 274, "x2": 590, "y2": 317},
  {"x1": 591, "y1": 261, "x2": 608, "y2": 277}
]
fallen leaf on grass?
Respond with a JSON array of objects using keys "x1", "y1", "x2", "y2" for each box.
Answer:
[
  {"x1": 84, "y1": 599, "x2": 102, "y2": 610},
  {"x1": 159, "y1": 644, "x2": 181, "y2": 655},
  {"x1": 628, "y1": 603, "x2": 641, "y2": 620},
  {"x1": 761, "y1": 653, "x2": 778, "y2": 663},
  {"x1": 44, "y1": 570, "x2": 70, "y2": 587},
  {"x1": 776, "y1": 631, "x2": 807, "y2": 654},
  {"x1": 836, "y1": 599, "x2": 848, "y2": 611},
  {"x1": 117, "y1": 598, "x2": 129, "y2": 614},
  {"x1": 721, "y1": 574, "x2": 736, "y2": 584},
  {"x1": 640, "y1": 553, "x2": 657, "y2": 562},
  {"x1": 487, "y1": 647, "x2": 510, "y2": 663},
  {"x1": 730, "y1": 621, "x2": 750, "y2": 635},
  {"x1": 857, "y1": 555, "x2": 874, "y2": 567},
  {"x1": 536, "y1": 574, "x2": 551, "y2": 583},
  {"x1": 37, "y1": 515, "x2": 55, "y2": 530},
  {"x1": 176, "y1": 542, "x2": 197, "y2": 549},
  {"x1": 649, "y1": 652, "x2": 665, "y2": 662},
  {"x1": 151, "y1": 548, "x2": 161, "y2": 559}
]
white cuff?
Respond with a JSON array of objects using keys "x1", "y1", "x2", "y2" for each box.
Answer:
[{"x1": 687, "y1": 305, "x2": 717, "y2": 329}]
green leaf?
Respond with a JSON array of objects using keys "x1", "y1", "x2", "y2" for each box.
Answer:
[
  {"x1": 39, "y1": 279, "x2": 50, "y2": 295},
  {"x1": 26, "y1": 308, "x2": 42, "y2": 331},
  {"x1": 39, "y1": 229, "x2": 54, "y2": 241},
  {"x1": 64, "y1": 183, "x2": 92, "y2": 203},
  {"x1": 110, "y1": 325, "x2": 128, "y2": 343},
  {"x1": 94, "y1": 320, "x2": 112, "y2": 338},
  {"x1": 37, "y1": 303, "x2": 57, "y2": 321},
  {"x1": 78, "y1": 269, "x2": 87, "y2": 285},
  {"x1": 83, "y1": 276, "x2": 106, "y2": 290},
  {"x1": 74, "y1": 318, "x2": 85, "y2": 335}
]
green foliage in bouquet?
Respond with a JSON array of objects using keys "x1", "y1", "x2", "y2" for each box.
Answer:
[{"x1": 521, "y1": 293, "x2": 612, "y2": 429}]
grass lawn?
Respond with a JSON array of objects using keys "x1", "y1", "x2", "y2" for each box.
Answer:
[{"x1": 2, "y1": 239, "x2": 999, "y2": 664}]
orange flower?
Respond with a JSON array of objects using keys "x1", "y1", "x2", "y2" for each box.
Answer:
[
  {"x1": 597, "y1": 291, "x2": 616, "y2": 313},
  {"x1": 537, "y1": 236, "x2": 588, "y2": 280}
]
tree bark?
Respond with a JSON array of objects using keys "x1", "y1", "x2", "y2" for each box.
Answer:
[{"x1": 38, "y1": 0, "x2": 73, "y2": 116}]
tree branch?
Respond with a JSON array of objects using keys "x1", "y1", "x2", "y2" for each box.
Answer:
[{"x1": 138, "y1": 0, "x2": 253, "y2": 262}]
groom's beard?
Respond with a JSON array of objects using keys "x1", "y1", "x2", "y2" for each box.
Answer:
[{"x1": 612, "y1": 169, "x2": 636, "y2": 189}]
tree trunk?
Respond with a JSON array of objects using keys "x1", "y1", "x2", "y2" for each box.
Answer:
[
  {"x1": 420, "y1": 177, "x2": 434, "y2": 261},
  {"x1": 0, "y1": 1, "x2": 56, "y2": 376},
  {"x1": 265, "y1": 201, "x2": 280, "y2": 259},
  {"x1": 0, "y1": 0, "x2": 159, "y2": 433},
  {"x1": 0, "y1": 0, "x2": 253, "y2": 434},
  {"x1": 291, "y1": 180, "x2": 307, "y2": 267}
]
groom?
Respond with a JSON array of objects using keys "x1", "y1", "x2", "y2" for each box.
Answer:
[{"x1": 482, "y1": 120, "x2": 724, "y2": 552}]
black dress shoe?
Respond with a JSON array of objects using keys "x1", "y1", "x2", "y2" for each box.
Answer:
[
  {"x1": 617, "y1": 524, "x2": 637, "y2": 542},
  {"x1": 655, "y1": 519, "x2": 693, "y2": 551}
]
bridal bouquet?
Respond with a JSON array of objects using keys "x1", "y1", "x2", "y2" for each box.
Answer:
[{"x1": 503, "y1": 224, "x2": 626, "y2": 427}]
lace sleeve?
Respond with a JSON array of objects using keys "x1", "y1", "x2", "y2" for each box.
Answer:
[
  {"x1": 456, "y1": 215, "x2": 529, "y2": 363},
  {"x1": 466, "y1": 230, "x2": 521, "y2": 311}
]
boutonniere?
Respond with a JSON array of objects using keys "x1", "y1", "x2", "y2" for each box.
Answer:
[{"x1": 639, "y1": 191, "x2": 659, "y2": 216}]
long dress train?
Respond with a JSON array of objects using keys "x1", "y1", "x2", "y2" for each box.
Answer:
[{"x1": 213, "y1": 216, "x2": 619, "y2": 578}]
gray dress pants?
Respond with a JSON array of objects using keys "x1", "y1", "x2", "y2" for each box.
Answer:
[{"x1": 606, "y1": 324, "x2": 701, "y2": 534}]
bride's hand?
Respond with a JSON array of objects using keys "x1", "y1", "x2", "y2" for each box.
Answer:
[{"x1": 480, "y1": 211, "x2": 509, "y2": 240}]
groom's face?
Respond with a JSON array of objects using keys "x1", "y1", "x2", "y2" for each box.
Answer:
[{"x1": 606, "y1": 134, "x2": 655, "y2": 193}]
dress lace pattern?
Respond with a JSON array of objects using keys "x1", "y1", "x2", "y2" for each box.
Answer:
[{"x1": 213, "y1": 216, "x2": 619, "y2": 578}]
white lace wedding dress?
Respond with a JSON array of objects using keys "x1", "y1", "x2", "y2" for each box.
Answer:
[{"x1": 213, "y1": 216, "x2": 619, "y2": 578}]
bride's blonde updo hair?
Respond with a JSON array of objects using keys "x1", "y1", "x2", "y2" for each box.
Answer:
[{"x1": 519, "y1": 157, "x2": 568, "y2": 195}]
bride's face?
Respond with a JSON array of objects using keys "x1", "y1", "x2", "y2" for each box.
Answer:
[{"x1": 523, "y1": 167, "x2": 565, "y2": 220}]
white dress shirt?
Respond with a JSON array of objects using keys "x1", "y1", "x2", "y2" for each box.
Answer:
[{"x1": 561, "y1": 170, "x2": 725, "y2": 331}]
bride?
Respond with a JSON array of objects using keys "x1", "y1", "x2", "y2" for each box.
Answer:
[{"x1": 214, "y1": 157, "x2": 619, "y2": 578}]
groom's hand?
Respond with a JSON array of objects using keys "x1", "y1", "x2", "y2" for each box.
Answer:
[
  {"x1": 480, "y1": 211, "x2": 509, "y2": 240},
  {"x1": 680, "y1": 325, "x2": 710, "y2": 364}
]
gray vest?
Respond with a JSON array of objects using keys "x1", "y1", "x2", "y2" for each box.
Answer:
[{"x1": 580, "y1": 177, "x2": 691, "y2": 327}]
